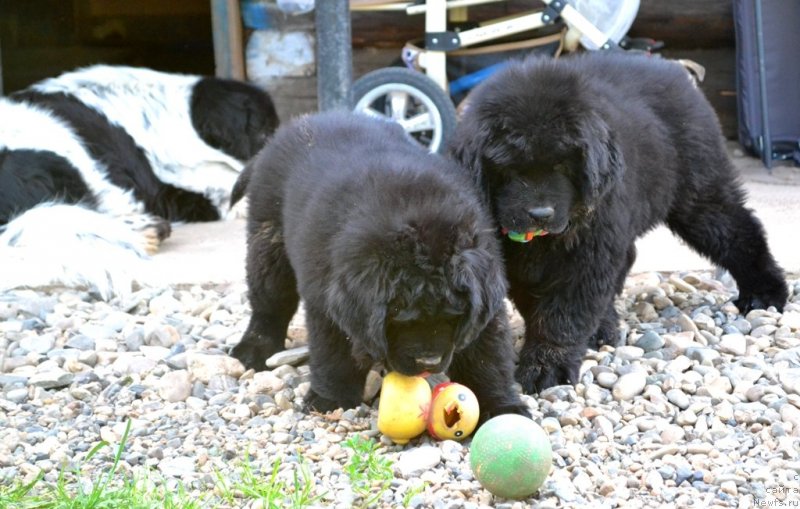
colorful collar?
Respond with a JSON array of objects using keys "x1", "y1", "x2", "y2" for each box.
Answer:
[{"x1": 501, "y1": 228, "x2": 548, "y2": 243}]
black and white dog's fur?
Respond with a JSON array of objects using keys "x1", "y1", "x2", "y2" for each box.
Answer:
[{"x1": 0, "y1": 65, "x2": 278, "y2": 298}]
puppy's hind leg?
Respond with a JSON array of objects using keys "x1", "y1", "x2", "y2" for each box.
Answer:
[
  {"x1": 303, "y1": 306, "x2": 369, "y2": 413},
  {"x1": 589, "y1": 304, "x2": 622, "y2": 349},
  {"x1": 149, "y1": 184, "x2": 221, "y2": 223},
  {"x1": 231, "y1": 222, "x2": 299, "y2": 371},
  {"x1": 589, "y1": 245, "x2": 635, "y2": 349},
  {"x1": 667, "y1": 186, "x2": 788, "y2": 313}
]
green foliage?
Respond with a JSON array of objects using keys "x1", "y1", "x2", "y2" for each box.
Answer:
[
  {"x1": 342, "y1": 435, "x2": 395, "y2": 508},
  {"x1": 0, "y1": 421, "x2": 325, "y2": 509},
  {"x1": 217, "y1": 452, "x2": 324, "y2": 509},
  {"x1": 402, "y1": 482, "x2": 426, "y2": 507},
  {"x1": 0, "y1": 471, "x2": 47, "y2": 509}
]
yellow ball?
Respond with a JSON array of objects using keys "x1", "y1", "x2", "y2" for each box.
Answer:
[{"x1": 377, "y1": 372, "x2": 431, "y2": 444}]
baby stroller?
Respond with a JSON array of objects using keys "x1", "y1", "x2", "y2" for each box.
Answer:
[{"x1": 350, "y1": 0, "x2": 643, "y2": 153}]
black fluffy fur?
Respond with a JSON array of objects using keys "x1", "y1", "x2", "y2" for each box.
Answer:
[
  {"x1": 190, "y1": 77, "x2": 280, "y2": 163},
  {"x1": 13, "y1": 90, "x2": 220, "y2": 222},
  {"x1": 450, "y1": 52, "x2": 789, "y2": 394},
  {"x1": 0, "y1": 148, "x2": 95, "y2": 225},
  {"x1": 231, "y1": 111, "x2": 529, "y2": 421}
]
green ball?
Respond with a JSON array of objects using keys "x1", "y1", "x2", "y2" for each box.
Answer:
[{"x1": 469, "y1": 414, "x2": 553, "y2": 499}]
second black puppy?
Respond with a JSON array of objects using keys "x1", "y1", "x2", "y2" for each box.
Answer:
[
  {"x1": 451, "y1": 53, "x2": 788, "y2": 394},
  {"x1": 231, "y1": 111, "x2": 528, "y2": 419}
]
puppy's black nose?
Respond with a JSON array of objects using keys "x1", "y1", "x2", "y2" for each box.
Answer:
[{"x1": 527, "y1": 206, "x2": 554, "y2": 221}]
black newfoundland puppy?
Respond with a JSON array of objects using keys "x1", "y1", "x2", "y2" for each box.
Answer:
[
  {"x1": 450, "y1": 52, "x2": 788, "y2": 394},
  {"x1": 230, "y1": 111, "x2": 528, "y2": 420}
]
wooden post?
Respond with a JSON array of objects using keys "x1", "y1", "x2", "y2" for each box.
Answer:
[{"x1": 211, "y1": 0, "x2": 246, "y2": 80}]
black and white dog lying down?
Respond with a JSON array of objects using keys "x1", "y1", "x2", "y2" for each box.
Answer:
[{"x1": 0, "y1": 65, "x2": 278, "y2": 299}]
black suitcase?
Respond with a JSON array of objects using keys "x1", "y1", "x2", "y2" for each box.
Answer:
[{"x1": 733, "y1": 0, "x2": 800, "y2": 168}]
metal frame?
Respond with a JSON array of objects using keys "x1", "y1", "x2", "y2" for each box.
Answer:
[
  {"x1": 351, "y1": 0, "x2": 614, "y2": 91},
  {"x1": 753, "y1": 0, "x2": 772, "y2": 168},
  {"x1": 0, "y1": 36, "x2": 4, "y2": 96}
]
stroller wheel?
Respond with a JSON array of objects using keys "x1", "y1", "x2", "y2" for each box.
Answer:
[{"x1": 352, "y1": 67, "x2": 457, "y2": 154}]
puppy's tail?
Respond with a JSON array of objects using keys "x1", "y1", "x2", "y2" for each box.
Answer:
[{"x1": 230, "y1": 162, "x2": 254, "y2": 207}]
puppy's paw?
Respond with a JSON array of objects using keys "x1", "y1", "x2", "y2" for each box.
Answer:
[
  {"x1": 303, "y1": 388, "x2": 360, "y2": 414},
  {"x1": 515, "y1": 363, "x2": 576, "y2": 394},
  {"x1": 230, "y1": 334, "x2": 278, "y2": 372},
  {"x1": 515, "y1": 344, "x2": 581, "y2": 395},
  {"x1": 588, "y1": 321, "x2": 620, "y2": 349},
  {"x1": 588, "y1": 305, "x2": 621, "y2": 349},
  {"x1": 734, "y1": 285, "x2": 788, "y2": 314},
  {"x1": 141, "y1": 220, "x2": 171, "y2": 255},
  {"x1": 120, "y1": 214, "x2": 171, "y2": 255}
]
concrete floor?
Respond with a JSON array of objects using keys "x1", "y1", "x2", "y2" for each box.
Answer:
[
  {"x1": 634, "y1": 143, "x2": 800, "y2": 274},
  {"x1": 153, "y1": 142, "x2": 799, "y2": 287}
]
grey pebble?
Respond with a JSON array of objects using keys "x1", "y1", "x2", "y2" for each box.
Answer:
[
  {"x1": 595, "y1": 372, "x2": 618, "y2": 389},
  {"x1": 124, "y1": 329, "x2": 145, "y2": 351},
  {"x1": 635, "y1": 330, "x2": 666, "y2": 352},
  {"x1": 685, "y1": 347, "x2": 720, "y2": 366},
  {"x1": 658, "y1": 466, "x2": 676, "y2": 480},
  {"x1": 614, "y1": 345, "x2": 644, "y2": 362},
  {"x1": 718, "y1": 333, "x2": 747, "y2": 356},
  {"x1": 5, "y1": 388, "x2": 28, "y2": 404},
  {"x1": 28, "y1": 370, "x2": 74, "y2": 389},
  {"x1": 612, "y1": 371, "x2": 647, "y2": 401},
  {"x1": 66, "y1": 335, "x2": 96, "y2": 350},
  {"x1": 19, "y1": 333, "x2": 55, "y2": 354},
  {"x1": 666, "y1": 389, "x2": 691, "y2": 410},
  {"x1": 77, "y1": 324, "x2": 116, "y2": 341},
  {"x1": 266, "y1": 345, "x2": 310, "y2": 368},
  {"x1": 165, "y1": 352, "x2": 188, "y2": 370},
  {"x1": 396, "y1": 446, "x2": 442, "y2": 478},
  {"x1": 0, "y1": 375, "x2": 28, "y2": 387}
]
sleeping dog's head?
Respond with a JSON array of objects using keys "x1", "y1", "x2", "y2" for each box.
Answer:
[
  {"x1": 325, "y1": 171, "x2": 507, "y2": 377},
  {"x1": 450, "y1": 56, "x2": 624, "y2": 240}
]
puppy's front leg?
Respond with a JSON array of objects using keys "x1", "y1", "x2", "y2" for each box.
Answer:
[
  {"x1": 303, "y1": 307, "x2": 369, "y2": 413},
  {"x1": 512, "y1": 270, "x2": 620, "y2": 394},
  {"x1": 447, "y1": 313, "x2": 530, "y2": 423}
]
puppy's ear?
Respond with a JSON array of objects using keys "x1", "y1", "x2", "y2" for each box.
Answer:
[
  {"x1": 581, "y1": 113, "x2": 624, "y2": 204},
  {"x1": 450, "y1": 246, "x2": 508, "y2": 349},
  {"x1": 325, "y1": 267, "x2": 389, "y2": 361},
  {"x1": 448, "y1": 113, "x2": 495, "y2": 194}
]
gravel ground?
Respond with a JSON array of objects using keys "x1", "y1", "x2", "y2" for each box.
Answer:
[{"x1": 1, "y1": 270, "x2": 799, "y2": 508}]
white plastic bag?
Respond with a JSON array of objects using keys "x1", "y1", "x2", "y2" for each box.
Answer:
[
  {"x1": 276, "y1": 0, "x2": 314, "y2": 15},
  {"x1": 571, "y1": 0, "x2": 640, "y2": 50}
]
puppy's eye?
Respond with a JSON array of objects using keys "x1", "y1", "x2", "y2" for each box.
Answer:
[
  {"x1": 486, "y1": 160, "x2": 515, "y2": 178},
  {"x1": 390, "y1": 309, "x2": 420, "y2": 322}
]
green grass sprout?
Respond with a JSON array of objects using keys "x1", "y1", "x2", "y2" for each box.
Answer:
[{"x1": 342, "y1": 435, "x2": 394, "y2": 508}]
